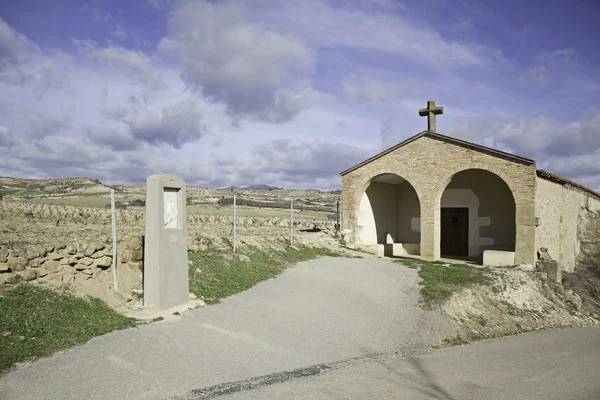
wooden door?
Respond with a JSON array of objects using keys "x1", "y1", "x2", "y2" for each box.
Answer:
[{"x1": 441, "y1": 208, "x2": 469, "y2": 257}]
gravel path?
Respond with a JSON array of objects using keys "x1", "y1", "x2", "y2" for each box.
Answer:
[{"x1": 0, "y1": 256, "x2": 456, "y2": 400}]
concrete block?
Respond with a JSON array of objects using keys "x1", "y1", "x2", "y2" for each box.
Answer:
[
  {"x1": 143, "y1": 174, "x2": 189, "y2": 311},
  {"x1": 483, "y1": 250, "x2": 516, "y2": 267},
  {"x1": 538, "y1": 260, "x2": 562, "y2": 284}
]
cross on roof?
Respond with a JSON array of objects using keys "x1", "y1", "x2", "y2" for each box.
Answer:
[{"x1": 418, "y1": 100, "x2": 444, "y2": 132}]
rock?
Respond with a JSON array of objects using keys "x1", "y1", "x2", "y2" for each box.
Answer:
[
  {"x1": 80, "y1": 269, "x2": 93, "y2": 275},
  {"x1": 237, "y1": 254, "x2": 251, "y2": 262},
  {"x1": 126, "y1": 261, "x2": 140, "y2": 270},
  {"x1": 93, "y1": 256, "x2": 113, "y2": 269},
  {"x1": 9, "y1": 248, "x2": 22, "y2": 258},
  {"x1": 128, "y1": 237, "x2": 142, "y2": 251},
  {"x1": 45, "y1": 245, "x2": 55, "y2": 253},
  {"x1": 0, "y1": 249, "x2": 8, "y2": 263},
  {"x1": 26, "y1": 247, "x2": 45, "y2": 260},
  {"x1": 29, "y1": 258, "x2": 42, "y2": 268},
  {"x1": 130, "y1": 248, "x2": 143, "y2": 262},
  {"x1": 565, "y1": 290, "x2": 583, "y2": 311},
  {"x1": 74, "y1": 252, "x2": 84, "y2": 259},
  {"x1": 83, "y1": 246, "x2": 96, "y2": 257},
  {"x1": 5, "y1": 273, "x2": 23, "y2": 284},
  {"x1": 515, "y1": 264, "x2": 534, "y2": 271},
  {"x1": 66, "y1": 245, "x2": 78, "y2": 255},
  {"x1": 74, "y1": 273, "x2": 91, "y2": 283},
  {"x1": 7, "y1": 257, "x2": 27, "y2": 272},
  {"x1": 47, "y1": 252, "x2": 63, "y2": 261},
  {"x1": 56, "y1": 244, "x2": 67, "y2": 250},
  {"x1": 43, "y1": 260, "x2": 61, "y2": 272},
  {"x1": 36, "y1": 268, "x2": 48, "y2": 278},
  {"x1": 79, "y1": 257, "x2": 94, "y2": 266},
  {"x1": 92, "y1": 249, "x2": 107, "y2": 258},
  {"x1": 75, "y1": 263, "x2": 88, "y2": 271},
  {"x1": 62, "y1": 273, "x2": 75, "y2": 284},
  {"x1": 0, "y1": 263, "x2": 9, "y2": 272},
  {"x1": 22, "y1": 269, "x2": 37, "y2": 281}
]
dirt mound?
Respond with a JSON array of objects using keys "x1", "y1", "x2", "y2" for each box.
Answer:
[{"x1": 441, "y1": 269, "x2": 599, "y2": 342}]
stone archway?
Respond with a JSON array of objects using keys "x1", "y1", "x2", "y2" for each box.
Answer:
[
  {"x1": 355, "y1": 173, "x2": 421, "y2": 256},
  {"x1": 437, "y1": 169, "x2": 516, "y2": 261},
  {"x1": 425, "y1": 163, "x2": 532, "y2": 264}
]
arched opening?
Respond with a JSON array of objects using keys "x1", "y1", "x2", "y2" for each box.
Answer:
[
  {"x1": 357, "y1": 173, "x2": 421, "y2": 256},
  {"x1": 439, "y1": 169, "x2": 516, "y2": 262}
]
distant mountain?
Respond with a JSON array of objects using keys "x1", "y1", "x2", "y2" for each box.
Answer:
[{"x1": 222, "y1": 184, "x2": 282, "y2": 190}]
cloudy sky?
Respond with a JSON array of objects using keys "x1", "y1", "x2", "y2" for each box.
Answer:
[{"x1": 1, "y1": 0, "x2": 599, "y2": 190}]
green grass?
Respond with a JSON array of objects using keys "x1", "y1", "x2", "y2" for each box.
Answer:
[
  {"x1": 188, "y1": 245, "x2": 342, "y2": 304},
  {"x1": 0, "y1": 285, "x2": 137, "y2": 374},
  {"x1": 395, "y1": 257, "x2": 494, "y2": 308}
]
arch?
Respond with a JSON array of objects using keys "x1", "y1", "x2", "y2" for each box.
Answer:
[
  {"x1": 355, "y1": 173, "x2": 421, "y2": 256},
  {"x1": 353, "y1": 169, "x2": 424, "y2": 212},
  {"x1": 434, "y1": 166, "x2": 518, "y2": 261},
  {"x1": 431, "y1": 163, "x2": 520, "y2": 209}
]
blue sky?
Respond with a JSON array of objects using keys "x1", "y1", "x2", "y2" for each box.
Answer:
[{"x1": 0, "y1": 0, "x2": 599, "y2": 190}]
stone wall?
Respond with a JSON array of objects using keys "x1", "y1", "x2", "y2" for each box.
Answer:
[
  {"x1": 578, "y1": 205, "x2": 600, "y2": 275},
  {"x1": 535, "y1": 178, "x2": 600, "y2": 272},
  {"x1": 0, "y1": 238, "x2": 143, "y2": 286},
  {"x1": 0, "y1": 200, "x2": 337, "y2": 287},
  {"x1": 341, "y1": 135, "x2": 538, "y2": 264}
]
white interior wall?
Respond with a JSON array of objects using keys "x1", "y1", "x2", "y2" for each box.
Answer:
[{"x1": 357, "y1": 191, "x2": 377, "y2": 245}]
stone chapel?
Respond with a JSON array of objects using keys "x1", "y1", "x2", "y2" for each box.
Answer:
[{"x1": 340, "y1": 101, "x2": 600, "y2": 271}]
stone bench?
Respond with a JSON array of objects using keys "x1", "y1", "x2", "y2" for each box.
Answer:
[{"x1": 483, "y1": 250, "x2": 515, "y2": 267}]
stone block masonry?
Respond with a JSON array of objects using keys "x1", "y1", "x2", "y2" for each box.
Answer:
[
  {"x1": 0, "y1": 240, "x2": 143, "y2": 286},
  {"x1": 341, "y1": 135, "x2": 538, "y2": 266}
]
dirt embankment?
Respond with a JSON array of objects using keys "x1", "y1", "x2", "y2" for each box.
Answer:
[{"x1": 441, "y1": 268, "x2": 598, "y2": 344}]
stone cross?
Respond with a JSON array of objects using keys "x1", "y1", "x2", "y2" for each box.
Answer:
[
  {"x1": 418, "y1": 100, "x2": 444, "y2": 132},
  {"x1": 143, "y1": 174, "x2": 189, "y2": 310}
]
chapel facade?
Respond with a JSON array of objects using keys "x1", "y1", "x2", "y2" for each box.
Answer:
[{"x1": 340, "y1": 102, "x2": 600, "y2": 271}]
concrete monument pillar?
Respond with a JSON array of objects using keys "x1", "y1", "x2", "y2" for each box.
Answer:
[{"x1": 143, "y1": 174, "x2": 189, "y2": 310}]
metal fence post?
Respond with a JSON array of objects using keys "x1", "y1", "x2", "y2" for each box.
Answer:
[
  {"x1": 290, "y1": 199, "x2": 294, "y2": 246},
  {"x1": 110, "y1": 189, "x2": 118, "y2": 292},
  {"x1": 233, "y1": 194, "x2": 237, "y2": 253}
]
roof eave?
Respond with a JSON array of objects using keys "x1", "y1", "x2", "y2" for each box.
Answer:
[{"x1": 339, "y1": 130, "x2": 534, "y2": 176}]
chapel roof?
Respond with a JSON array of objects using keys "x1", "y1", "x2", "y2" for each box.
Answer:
[
  {"x1": 339, "y1": 130, "x2": 535, "y2": 176},
  {"x1": 339, "y1": 130, "x2": 600, "y2": 200}
]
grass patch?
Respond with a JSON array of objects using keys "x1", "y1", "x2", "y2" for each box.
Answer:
[
  {"x1": 0, "y1": 285, "x2": 137, "y2": 374},
  {"x1": 395, "y1": 257, "x2": 494, "y2": 308},
  {"x1": 188, "y1": 245, "x2": 342, "y2": 304}
]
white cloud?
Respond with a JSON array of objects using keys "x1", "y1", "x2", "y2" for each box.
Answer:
[
  {"x1": 112, "y1": 25, "x2": 126, "y2": 38},
  {"x1": 127, "y1": 97, "x2": 207, "y2": 148},
  {"x1": 159, "y1": 0, "x2": 317, "y2": 123},
  {"x1": 449, "y1": 112, "x2": 600, "y2": 189},
  {"x1": 79, "y1": 44, "x2": 166, "y2": 91},
  {"x1": 0, "y1": 17, "x2": 37, "y2": 60},
  {"x1": 26, "y1": 111, "x2": 72, "y2": 138},
  {"x1": 519, "y1": 65, "x2": 550, "y2": 88},
  {"x1": 251, "y1": 0, "x2": 491, "y2": 71},
  {"x1": 343, "y1": 75, "x2": 402, "y2": 103},
  {"x1": 0, "y1": 126, "x2": 15, "y2": 148}
]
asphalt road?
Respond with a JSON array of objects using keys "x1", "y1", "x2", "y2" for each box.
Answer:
[
  {"x1": 0, "y1": 257, "x2": 453, "y2": 400},
  {"x1": 210, "y1": 325, "x2": 600, "y2": 400}
]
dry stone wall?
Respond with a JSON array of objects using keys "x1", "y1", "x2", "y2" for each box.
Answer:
[
  {"x1": 0, "y1": 239, "x2": 143, "y2": 286},
  {"x1": 0, "y1": 200, "x2": 337, "y2": 287}
]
